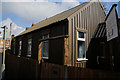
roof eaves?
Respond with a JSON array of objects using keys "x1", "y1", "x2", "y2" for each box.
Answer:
[
  {"x1": 99, "y1": 1, "x2": 107, "y2": 16},
  {"x1": 67, "y1": 2, "x2": 89, "y2": 18},
  {"x1": 17, "y1": 19, "x2": 67, "y2": 37}
]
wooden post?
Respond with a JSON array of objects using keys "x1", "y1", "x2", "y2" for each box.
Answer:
[
  {"x1": 38, "y1": 42, "x2": 42, "y2": 64},
  {"x1": 64, "y1": 38, "x2": 68, "y2": 65}
]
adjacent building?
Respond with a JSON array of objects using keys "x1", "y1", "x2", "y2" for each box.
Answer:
[
  {"x1": 87, "y1": 4, "x2": 120, "y2": 71},
  {"x1": 118, "y1": 1, "x2": 120, "y2": 18},
  {"x1": 0, "y1": 38, "x2": 11, "y2": 53}
]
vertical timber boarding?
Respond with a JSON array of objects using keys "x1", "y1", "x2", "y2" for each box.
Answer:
[
  {"x1": 68, "y1": 2, "x2": 106, "y2": 67},
  {"x1": 68, "y1": 19, "x2": 72, "y2": 66}
]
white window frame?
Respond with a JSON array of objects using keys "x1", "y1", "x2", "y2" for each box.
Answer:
[
  {"x1": 42, "y1": 34, "x2": 49, "y2": 39},
  {"x1": 77, "y1": 31, "x2": 88, "y2": 61},
  {"x1": 42, "y1": 34, "x2": 49, "y2": 59},
  {"x1": 18, "y1": 40, "x2": 22, "y2": 57},
  {"x1": 77, "y1": 32, "x2": 86, "y2": 41},
  {"x1": 27, "y1": 39, "x2": 32, "y2": 57}
]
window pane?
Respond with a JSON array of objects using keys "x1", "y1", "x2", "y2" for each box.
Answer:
[
  {"x1": 44, "y1": 34, "x2": 49, "y2": 39},
  {"x1": 19, "y1": 50, "x2": 21, "y2": 56},
  {"x1": 42, "y1": 41, "x2": 49, "y2": 57},
  {"x1": 27, "y1": 39, "x2": 32, "y2": 56},
  {"x1": 18, "y1": 41, "x2": 22, "y2": 56},
  {"x1": 78, "y1": 41, "x2": 85, "y2": 58},
  {"x1": 78, "y1": 32, "x2": 84, "y2": 38},
  {"x1": 28, "y1": 39, "x2": 31, "y2": 43},
  {"x1": 20, "y1": 41, "x2": 22, "y2": 46}
]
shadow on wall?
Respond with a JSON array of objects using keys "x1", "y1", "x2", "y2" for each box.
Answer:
[{"x1": 86, "y1": 38, "x2": 109, "y2": 70}]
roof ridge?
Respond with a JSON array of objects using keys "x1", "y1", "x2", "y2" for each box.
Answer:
[
  {"x1": 17, "y1": 2, "x2": 89, "y2": 37},
  {"x1": 35, "y1": 2, "x2": 88, "y2": 26},
  {"x1": 67, "y1": 2, "x2": 89, "y2": 18}
]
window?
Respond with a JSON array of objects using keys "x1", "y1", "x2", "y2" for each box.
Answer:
[
  {"x1": 77, "y1": 32, "x2": 88, "y2": 61},
  {"x1": 78, "y1": 32, "x2": 85, "y2": 38},
  {"x1": 27, "y1": 39, "x2": 32, "y2": 57},
  {"x1": 18, "y1": 41, "x2": 22, "y2": 57},
  {"x1": 42, "y1": 34, "x2": 49, "y2": 59}
]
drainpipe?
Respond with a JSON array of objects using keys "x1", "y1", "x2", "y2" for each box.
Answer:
[{"x1": 118, "y1": 1, "x2": 120, "y2": 18}]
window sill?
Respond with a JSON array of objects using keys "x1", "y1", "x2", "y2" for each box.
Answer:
[
  {"x1": 42, "y1": 57, "x2": 48, "y2": 59},
  {"x1": 17, "y1": 55, "x2": 21, "y2": 57},
  {"x1": 26, "y1": 55, "x2": 31, "y2": 57},
  {"x1": 77, "y1": 58, "x2": 88, "y2": 61}
]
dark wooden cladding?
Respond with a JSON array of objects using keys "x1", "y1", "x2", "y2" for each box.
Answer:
[
  {"x1": 107, "y1": 37, "x2": 120, "y2": 72},
  {"x1": 14, "y1": 20, "x2": 68, "y2": 65},
  {"x1": 39, "y1": 35, "x2": 68, "y2": 42},
  {"x1": 21, "y1": 35, "x2": 28, "y2": 57},
  {"x1": 38, "y1": 37, "x2": 65, "y2": 65},
  {"x1": 49, "y1": 38, "x2": 64, "y2": 65},
  {"x1": 68, "y1": 2, "x2": 106, "y2": 66}
]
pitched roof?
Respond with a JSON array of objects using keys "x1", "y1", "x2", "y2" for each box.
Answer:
[
  {"x1": 105, "y1": 4, "x2": 117, "y2": 21},
  {"x1": 17, "y1": 2, "x2": 89, "y2": 36},
  {"x1": 93, "y1": 23, "x2": 106, "y2": 38}
]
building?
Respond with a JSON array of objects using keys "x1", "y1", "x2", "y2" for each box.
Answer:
[
  {"x1": 118, "y1": 1, "x2": 120, "y2": 18},
  {"x1": 0, "y1": 38, "x2": 11, "y2": 53},
  {"x1": 11, "y1": 0, "x2": 106, "y2": 67},
  {"x1": 87, "y1": 4, "x2": 120, "y2": 71}
]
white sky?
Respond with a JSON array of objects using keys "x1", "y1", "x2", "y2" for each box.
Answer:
[
  {"x1": 1, "y1": 0, "x2": 120, "y2": 2},
  {"x1": 0, "y1": 0, "x2": 120, "y2": 37}
]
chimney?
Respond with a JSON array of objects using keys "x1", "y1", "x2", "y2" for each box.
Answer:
[
  {"x1": 10, "y1": 23, "x2": 12, "y2": 36},
  {"x1": 26, "y1": 27, "x2": 30, "y2": 30},
  {"x1": 11, "y1": 34, "x2": 15, "y2": 39},
  {"x1": 31, "y1": 24, "x2": 35, "y2": 27}
]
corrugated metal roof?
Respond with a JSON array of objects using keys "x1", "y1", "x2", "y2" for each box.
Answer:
[
  {"x1": 17, "y1": 2, "x2": 89, "y2": 36},
  {"x1": 93, "y1": 23, "x2": 106, "y2": 38}
]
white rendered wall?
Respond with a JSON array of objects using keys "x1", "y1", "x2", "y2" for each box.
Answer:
[
  {"x1": 106, "y1": 6, "x2": 118, "y2": 41},
  {"x1": 118, "y1": 1, "x2": 120, "y2": 18}
]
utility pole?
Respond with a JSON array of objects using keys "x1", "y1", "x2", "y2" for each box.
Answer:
[
  {"x1": 1, "y1": 26, "x2": 8, "y2": 80},
  {"x1": 10, "y1": 23, "x2": 12, "y2": 37},
  {"x1": 10, "y1": 23, "x2": 12, "y2": 49}
]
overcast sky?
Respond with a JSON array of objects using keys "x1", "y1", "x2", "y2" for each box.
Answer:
[{"x1": 0, "y1": 0, "x2": 120, "y2": 37}]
